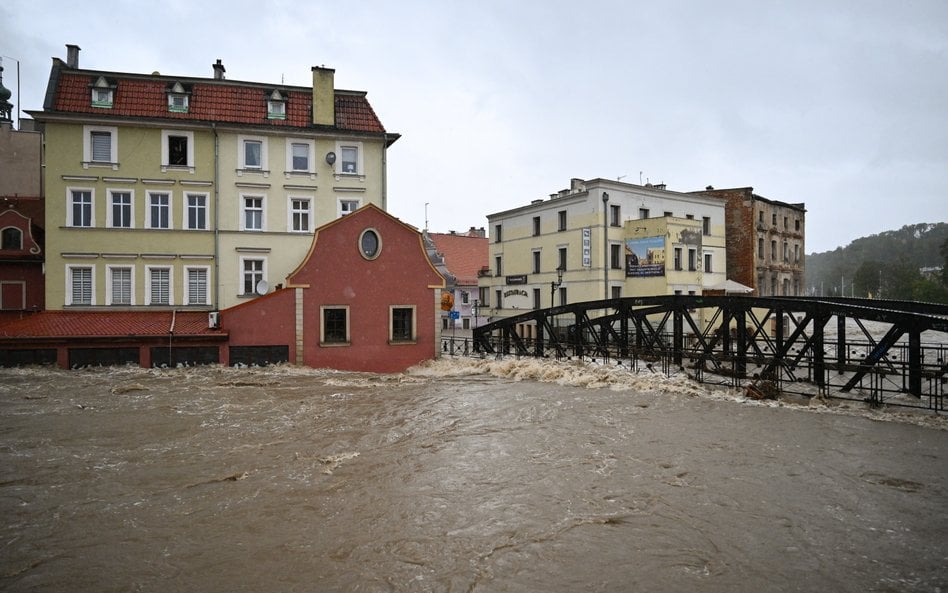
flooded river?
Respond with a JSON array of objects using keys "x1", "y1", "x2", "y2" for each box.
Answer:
[{"x1": 1, "y1": 358, "x2": 946, "y2": 592}]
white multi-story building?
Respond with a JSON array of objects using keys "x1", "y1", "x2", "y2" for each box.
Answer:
[{"x1": 480, "y1": 177, "x2": 727, "y2": 321}]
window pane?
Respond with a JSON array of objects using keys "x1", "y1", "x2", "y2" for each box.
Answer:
[
  {"x1": 187, "y1": 195, "x2": 207, "y2": 230},
  {"x1": 292, "y1": 199, "x2": 309, "y2": 231},
  {"x1": 243, "y1": 259, "x2": 263, "y2": 294},
  {"x1": 245, "y1": 141, "x2": 261, "y2": 168},
  {"x1": 324, "y1": 308, "x2": 347, "y2": 343},
  {"x1": 1, "y1": 228, "x2": 22, "y2": 250},
  {"x1": 291, "y1": 143, "x2": 309, "y2": 171},
  {"x1": 150, "y1": 194, "x2": 170, "y2": 228},
  {"x1": 340, "y1": 200, "x2": 359, "y2": 216},
  {"x1": 392, "y1": 308, "x2": 413, "y2": 341},
  {"x1": 168, "y1": 136, "x2": 188, "y2": 166},
  {"x1": 72, "y1": 191, "x2": 92, "y2": 227},
  {"x1": 341, "y1": 146, "x2": 357, "y2": 173},
  {"x1": 111, "y1": 192, "x2": 131, "y2": 228},
  {"x1": 244, "y1": 197, "x2": 263, "y2": 230}
]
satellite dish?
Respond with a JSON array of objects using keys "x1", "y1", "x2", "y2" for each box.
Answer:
[{"x1": 255, "y1": 280, "x2": 269, "y2": 295}]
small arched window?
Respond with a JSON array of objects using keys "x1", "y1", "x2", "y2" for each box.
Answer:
[{"x1": 1, "y1": 227, "x2": 22, "y2": 250}]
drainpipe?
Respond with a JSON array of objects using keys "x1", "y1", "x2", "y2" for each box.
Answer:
[
  {"x1": 212, "y1": 123, "x2": 220, "y2": 311},
  {"x1": 168, "y1": 309, "x2": 177, "y2": 368},
  {"x1": 381, "y1": 133, "x2": 388, "y2": 210},
  {"x1": 602, "y1": 191, "x2": 609, "y2": 301}
]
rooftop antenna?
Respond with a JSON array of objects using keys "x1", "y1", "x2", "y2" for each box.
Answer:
[
  {"x1": 639, "y1": 171, "x2": 643, "y2": 184},
  {"x1": 424, "y1": 202, "x2": 429, "y2": 232}
]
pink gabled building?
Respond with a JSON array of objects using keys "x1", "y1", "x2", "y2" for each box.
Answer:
[{"x1": 221, "y1": 204, "x2": 446, "y2": 373}]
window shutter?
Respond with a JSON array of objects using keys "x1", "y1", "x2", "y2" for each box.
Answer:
[
  {"x1": 113, "y1": 268, "x2": 131, "y2": 304},
  {"x1": 91, "y1": 131, "x2": 111, "y2": 162},
  {"x1": 73, "y1": 268, "x2": 92, "y2": 304},
  {"x1": 188, "y1": 269, "x2": 207, "y2": 304}
]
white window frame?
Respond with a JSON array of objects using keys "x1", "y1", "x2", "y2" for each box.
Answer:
[
  {"x1": 161, "y1": 130, "x2": 195, "y2": 171},
  {"x1": 320, "y1": 305, "x2": 350, "y2": 346},
  {"x1": 107, "y1": 189, "x2": 135, "y2": 229},
  {"x1": 146, "y1": 191, "x2": 172, "y2": 229},
  {"x1": 184, "y1": 192, "x2": 209, "y2": 230},
  {"x1": 184, "y1": 266, "x2": 211, "y2": 306},
  {"x1": 67, "y1": 187, "x2": 95, "y2": 227},
  {"x1": 106, "y1": 265, "x2": 135, "y2": 306},
  {"x1": 66, "y1": 265, "x2": 95, "y2": 306},
  {"x1": 288, "y1": 197, "x2": 311, "y2": 233},
  {"x1": 145, "y1": 266, "x2": 173, "y2": 306},
  {"x1": 238, "y1": 135, "x2": 268, "y2": 172},
  {"x1": 239, "y1": 256, "x2": 267, "y2": 296},
  {"x1": 91, "y1": 87, "x2": 113, "y2": 108},
  {"x1": 83, "y1": 125, "x2": 118, "y2": 166},
  {"x1": 335, "y1": 141, "x2": 364, "y2": 175},
  {"x1": 389, "y1": 305, "x2": 417, "y2": 344},
  {"x1": 285, "y1": 138, "x2": 315, "y2": 174},
  {"x1": 338, "y1": 198, "x2": 361, "y2": 218},
  {"x1": 240, "y1": 194, "x2": 266, "y2": 231},
  {"x1": 167, "y1": 92, "x2": 189, "y2": 113},
  {"x1": 268, "y1": 99, "x2": 286, "y2": 120},
  {"x1": 704, "y1": 252, "x2": 713, "y2": 274}
]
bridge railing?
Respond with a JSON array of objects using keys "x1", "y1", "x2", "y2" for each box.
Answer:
[{"x1": 459, "y1": 294, "x2": 948, "y2": 413}]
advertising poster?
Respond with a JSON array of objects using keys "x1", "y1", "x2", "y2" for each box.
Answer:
[{"x1": 625, "y1": 236, "x2": 666, "y2": 277}]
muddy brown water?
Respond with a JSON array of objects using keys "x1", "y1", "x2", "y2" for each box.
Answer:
[{"x1": 1, "y1": 359, "x2": 945, "y2": 592}]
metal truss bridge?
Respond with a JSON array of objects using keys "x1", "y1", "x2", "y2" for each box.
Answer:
[{"x1": 468, "y1": 296, "x2": 948, "y2": 412}]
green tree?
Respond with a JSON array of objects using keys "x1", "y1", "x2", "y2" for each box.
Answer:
[
  {"x1": 912, "y1": 277, "x2": 948, "y2": 304},
  {"x1": 881, "y1": 260, "x2": 921, "y2": 300},
  {"x1": 940, "y1": 238, "x2": 948, "y2": 285},
  {"x1": 853, "y1": 260, "x2": 884, "y2": 297}
]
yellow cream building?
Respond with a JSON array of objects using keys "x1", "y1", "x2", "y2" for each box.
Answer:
[{"x1": 30, "y1": 45, "x2": 398, "y2": 311}]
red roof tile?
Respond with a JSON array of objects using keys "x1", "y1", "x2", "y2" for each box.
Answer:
[
  {"x1": 429, "y1": 233, "x2": 489, "y2": 285},
  {"x1": 0, "y1": 311, "x2": 226, "y2": 339},
  {"x1": 52, "y1": 72, "x2": 388, "y2": 133}
]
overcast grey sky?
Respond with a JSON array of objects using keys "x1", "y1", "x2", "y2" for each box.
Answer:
[{"x1": 3, "y1": 0, "x2": 945, "y2": 253}]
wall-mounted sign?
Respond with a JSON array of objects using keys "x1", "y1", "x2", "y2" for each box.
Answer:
[
  {"x1": 582, "y1": 228, "x2": 592, "y2": 267},
  {"x1": 505, "y1": 274, "x2": 528, "y2": 285}
]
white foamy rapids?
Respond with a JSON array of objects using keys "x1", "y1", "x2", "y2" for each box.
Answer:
[
  {"x1": 410, "y1": 356, "x2": 948, "y2": 431},
  {"x1": 410, "y1": 356, "x2": 733, "y2": 397}
]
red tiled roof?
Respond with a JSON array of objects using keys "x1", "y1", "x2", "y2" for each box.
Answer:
[
  {"x1": 429, "y1": 233, "x2": 489, "y2": 286},
  {"x1": 51, "y1": 72, "x2": 387, "y2": 133},
  {"x1": 0, "y1": 311, "x2": 226, "y2": 339}
]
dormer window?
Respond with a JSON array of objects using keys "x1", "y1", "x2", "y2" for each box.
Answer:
[
  {"x1": 267, "y1": 89, "x2": 287, "y2": 120},
  {"x1": 167, "y1": 82, "x2": 190, "y2": 113},
  {"x1": 90, "y1": 76, "x2": 115, "y2": 108}
]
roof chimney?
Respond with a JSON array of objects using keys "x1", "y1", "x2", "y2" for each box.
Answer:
[
  {"x1": 66, "y1": 44, "x2": 80, "y2": 69},
  {"x1": 311, "y1": 66, "x2": 335, "y2": 126},
  {"x1": 212, "y1": 59, "x2": 226, "y2": 80}
]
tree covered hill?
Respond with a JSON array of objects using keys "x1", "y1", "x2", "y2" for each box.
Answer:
[{"x1": 805, "y1": 222, "x2": 948, "y2": 302}]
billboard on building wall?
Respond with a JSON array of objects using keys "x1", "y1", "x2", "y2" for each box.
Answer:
[{"x1": 625, "y1": 236, "x2": 666, "y2": 277}]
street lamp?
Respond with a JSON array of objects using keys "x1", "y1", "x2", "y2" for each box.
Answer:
[
  {"x1": 472, "y1": 299, "x2": 479, "y2": 331},
  {"x1": 551, "y1": 267, "x2": 564, "y2": 309}
]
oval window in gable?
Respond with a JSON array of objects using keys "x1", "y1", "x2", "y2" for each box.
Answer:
[{"x1": 360, "y1": 228, "x2": 381, "y2": 260}]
